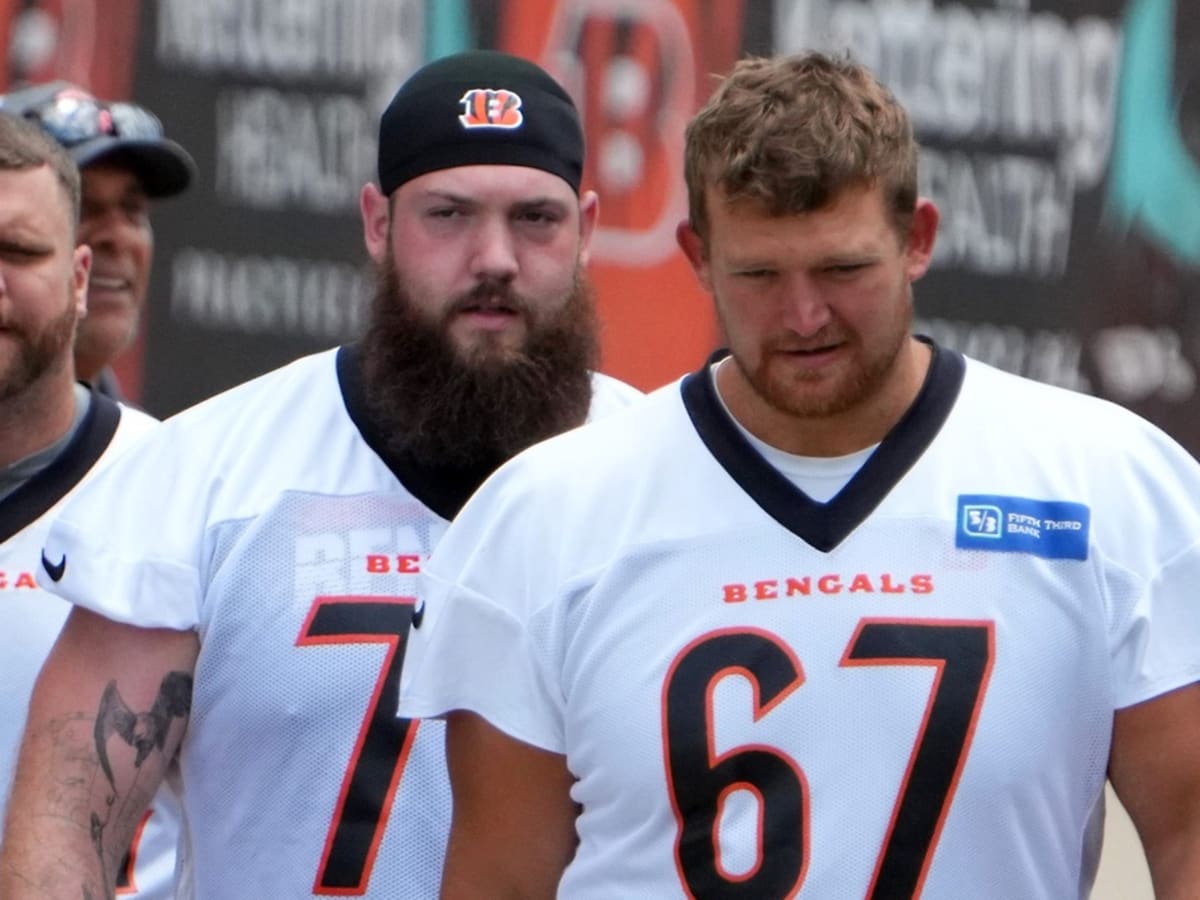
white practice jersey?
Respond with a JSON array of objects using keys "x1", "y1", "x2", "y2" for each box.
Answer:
[
  {"x1": 400, "y1": 344, "x2": 1200, "y2": 900},
  {"x1": 0, "y1": 392, "x2": 179, "y2": 898},
  {"x1": 40, "y1": 346, "x2": 641, "y2": 899}
]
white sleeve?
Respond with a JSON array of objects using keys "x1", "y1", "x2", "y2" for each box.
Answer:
[
  {"x1": 398, "y1": 462, "x2": 567, "y2": 753},
  {"x1": 399, "y1": 571, "x2": 565, "y2": 752},
  {"x1": 1103, "y1": 424, "x2": 1200, "y2": 708},
  {"x1": 1108, "y1": 539, "x2": 1200, "y2": 709},
  {"x1": 39, "y1": 426, "x2": 205, "y2": 631}
]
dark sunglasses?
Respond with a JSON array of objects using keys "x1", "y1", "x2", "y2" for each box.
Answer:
[{"x1": 18, "y1": 91, "x2": 164, "y2": 147}]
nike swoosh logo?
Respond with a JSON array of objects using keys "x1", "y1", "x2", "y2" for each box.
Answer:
[
  {"x1": 41, "y1": 550, "x2": 66, "y2": 582},
  {"x1": 411, "y1": 600, "x2": 426, "y2": 629}
]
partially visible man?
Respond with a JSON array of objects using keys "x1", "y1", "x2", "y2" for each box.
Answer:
[
  {"x1": 397, "y1": 52, "x2": 1200, "y2": 898},
  {"x1": 0, "y1": 81, "x2": 195, "y2": 398},
  {"x1": 0, "y1": 51, "x2": 639, "y2": 899},
  {"x1": 0, "y1": 115, "x2": 166, "y2": 893}
]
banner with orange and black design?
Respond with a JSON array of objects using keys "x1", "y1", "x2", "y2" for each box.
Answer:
[{"x1": 3, "y1": 0, "x2": 1196, "y2": 456}]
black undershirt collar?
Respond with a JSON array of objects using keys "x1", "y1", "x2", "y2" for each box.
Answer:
[
  {"x1": 337, "y1": 344, "x2": 501, "y2": 521},
  {"x1": 0, "y1": 386, "x2": 121, "y2": 542}
]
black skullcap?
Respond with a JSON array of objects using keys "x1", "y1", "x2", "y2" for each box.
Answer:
[{"x1": 378, "y1": 50, "x2": 584, "y2": 196}]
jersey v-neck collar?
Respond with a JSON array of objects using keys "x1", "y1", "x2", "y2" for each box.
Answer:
[
  {"x1": 336, "y1": 344, "x2": 499, "y2": 522},
  {"x1": 681, "y1": 339, "x2": 965, "y2": 553},
  {"x1": 0, "y1": 386, "x2": 121, "y2": 542}
]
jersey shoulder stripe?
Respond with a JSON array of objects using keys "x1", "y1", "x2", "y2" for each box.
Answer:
[{"x1": 0, "y1": 390, "x2": 120, "y2": 541}]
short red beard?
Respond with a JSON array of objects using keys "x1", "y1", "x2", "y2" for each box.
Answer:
[{"x1": 725, "y1": 292, "x2": 913, "y2": 421}]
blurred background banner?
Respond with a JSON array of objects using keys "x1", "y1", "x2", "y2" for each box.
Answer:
[{"x1": 1, "y1": 0, "x2": 1196, "y2": 457}]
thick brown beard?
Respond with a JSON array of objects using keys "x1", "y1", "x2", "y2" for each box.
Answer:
[
  {"x1": 359, "y1": 254, "x2": 599, "y2": 468},
  {"x1": 0, "y1": 296, "x2": 76, "y2": 403}
]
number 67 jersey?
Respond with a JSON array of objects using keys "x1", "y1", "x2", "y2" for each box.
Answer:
[
  {"x1": 399, "y1": 344, "x2": 1200, "y2": 899},
  {"x1": 38, "y1": 346, "x2": 642, "y2": 899}
]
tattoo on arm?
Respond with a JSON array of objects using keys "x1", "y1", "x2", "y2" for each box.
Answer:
[
  {"x1": 88, "y1": 672, "x2": 192, "y2": 891},
  {"x1": 94, "y1": 672, "x2": 192, "y2": 782}
]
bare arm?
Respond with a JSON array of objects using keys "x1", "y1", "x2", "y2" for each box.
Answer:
[
  {"x1": 0, "y1": 606, "x2": 198, "y2": 899},
  {"x1": 440, "y1": 711, "x2": 577, "y2": 900},
  {"x1": 1109, "y1": 682, "x2": 1200, "y2": 900}
]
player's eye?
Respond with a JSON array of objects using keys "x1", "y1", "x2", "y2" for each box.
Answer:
[
  {"x1": 825, "y1": 263, "x2": 869, "y2": 276},
  {"x1": 0, "y1": 242, "x2": 48, "y2": 261},
  {"x1": 514, "y1": 206, "x2": 563, "y2": 226}
]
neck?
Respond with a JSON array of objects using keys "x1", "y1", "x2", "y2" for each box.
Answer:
[
  {"x1": 0, "y1": 367, "x2": 79, "y2": 469},
  {"x1": 74, "y1": 353, "x2": 102, "y2": 382}
]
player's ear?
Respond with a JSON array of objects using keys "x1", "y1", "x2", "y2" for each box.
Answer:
[
  {"x1": 360, "y1": 182, "x2": 391, "y2": 265},
  {"x1": 72, "y1": 243, "x2": 91, "y2": 317},
  {"x1": 676, "y1": 219, "x2": 713, "y2": 293},
  {"x1": 904, "y1": 198, "x2": 939, "y2": 282},
  {"x1": 577, "y1": 189, "x2": 599, "y2": 267}
]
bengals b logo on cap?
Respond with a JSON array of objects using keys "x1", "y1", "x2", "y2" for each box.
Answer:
[
  {"x1": 458, "y1": 89, "x2": 524, "y2": 129},
  {"x1": 378, "y1": 51, "x2": 583, "y2": 195}
]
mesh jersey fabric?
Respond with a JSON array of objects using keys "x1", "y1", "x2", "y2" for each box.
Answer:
[
  {"x1": 39, "y1": 347, "x2": 641, "y2": 898},
  {"x1": 0, "y1": 393, "x2": 180, "y2": 899},
  {"x1": 399, "y1": 344, "x2": 1200, "y2": 900}
]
